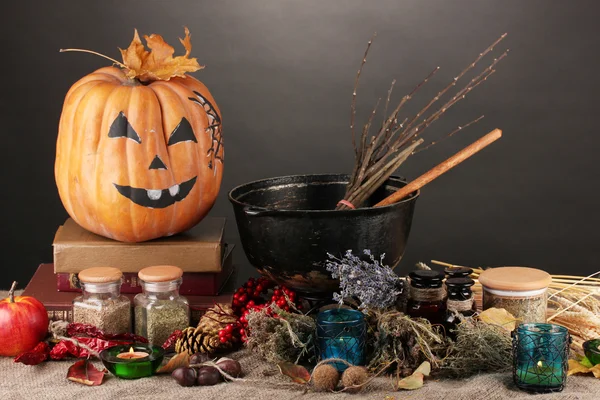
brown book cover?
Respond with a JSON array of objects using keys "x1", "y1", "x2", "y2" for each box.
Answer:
[
  {"x1": 24, "y1": 264, "x2": 234, "y2": 326},
  {"x1": 53, "y1": 217, "x2": 226, "y2": 273},
  {"x1": 56, "y1": 244, "x2": 235, "y2": 295}
]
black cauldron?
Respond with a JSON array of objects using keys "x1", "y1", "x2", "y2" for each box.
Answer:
[{"x1": 229, "y1": 174, "x2": 418, "y2": 296}]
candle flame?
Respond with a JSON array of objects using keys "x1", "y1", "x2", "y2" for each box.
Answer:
[
  {"x1": 537, "y1": 360, "x2": 543, "y2": 368},
  {"x1": 129, "y1": 347, "x2": 134, "y2": 354}
]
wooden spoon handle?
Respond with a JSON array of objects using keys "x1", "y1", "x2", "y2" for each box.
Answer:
[{"x1": 375, "y1": 128, "x2": 502, "y2": 207}]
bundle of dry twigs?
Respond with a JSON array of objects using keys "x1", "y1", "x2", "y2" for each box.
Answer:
[
  {"x1": 338, "y1": 34, "x2": 509, "y2": 210},
  {"x1": 432, "y1": 260, "x2": 600, "y2": 355}
]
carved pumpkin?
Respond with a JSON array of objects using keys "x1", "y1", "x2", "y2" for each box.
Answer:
[{"x1": 55, "y1": 29, "x2": 223, "y2": 242}]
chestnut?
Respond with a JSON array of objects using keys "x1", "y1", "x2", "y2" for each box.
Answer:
[
  {"x1": 216, "y1": 357, "x2": 242, "y2": 378},
  {"x1": 197, "y1": 366, "x2": 222, "y2": 386},
  {"x1": 190, "y1": 352, "x2": 213, "y2": 365},
  {"x1": 172, "y1": 367, "x2": 198, "y2": 387}
]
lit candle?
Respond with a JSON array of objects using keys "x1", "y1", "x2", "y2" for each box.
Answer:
[
  {"x1": 512, "y1": 323, "x2": 569, "y2": 393},
  {"x1": 316, "y1": 308, "x2": 366, "y2": 371},
  {"x1": 116, "y1": 347, "x2": 149, "y2": 360},
  {"x1": 517, "y1": 360, "x2": 563, "y2": 386}
]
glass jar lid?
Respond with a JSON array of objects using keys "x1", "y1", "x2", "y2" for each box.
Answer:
[
  {"x1": 78, "y1": 267, "x2": 122, "y2": 284},
  {"x1": 478, "y1": 267, "x2": 551, "y2": 291},
  {"x1": 138, "y1": 266, "x2": 183, "y2": 283},
  {"x1": 445, "y1": 277, "x2": 475, "y2": 289},
  {"x1": 445, "y1": 267, "x2": 473, "y2": 278},
  {"x1": 409, "y1": 270, "x2": 444, "y2": 288}
]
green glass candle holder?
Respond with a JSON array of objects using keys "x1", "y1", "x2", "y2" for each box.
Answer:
[
  {"x1": 512, "y1": 323, "x2": 570, "y2": 393},
  {"x1": 100, "y1": 344, "x2": 164, "y2": 379},
  {"x1": 583, "y1": 339, "x2": 600, "y2": 366}
]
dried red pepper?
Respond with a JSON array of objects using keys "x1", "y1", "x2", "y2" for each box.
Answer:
[
  {"x1": 162, "y1": 329, "x2": 183, "y2": 350},
  {"x1": 66, "y1": 322, "x2": 148, "y2": 343},
  {"x1": 50, "y1": 337, "x2": 132, "y2": 360},
  {"x1": 14, "y1": 342, "x2": 50, "y2": 365}
]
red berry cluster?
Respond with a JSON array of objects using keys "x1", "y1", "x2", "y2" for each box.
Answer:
[{"x1": 219, "y1": 277, "x2": 302, "y2": 344}]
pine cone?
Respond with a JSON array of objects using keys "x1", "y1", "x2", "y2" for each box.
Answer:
[{"x1": 174, "y1": 303, "x2": 238, "y2": 354}]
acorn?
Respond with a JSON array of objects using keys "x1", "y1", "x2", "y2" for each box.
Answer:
[
  {"x1": 312, "y1": 364, "x2": 340, "y2": 392},
  {"x1": 341, "y1": 366, "x2": 368, "y2": 393}
]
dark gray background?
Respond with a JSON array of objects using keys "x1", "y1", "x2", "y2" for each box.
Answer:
[{"x1": 1, "y1": 0, "x2": 599, "y2": 289}]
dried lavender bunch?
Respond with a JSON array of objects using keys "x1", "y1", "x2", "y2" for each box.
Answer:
[{"x1": 326, "y1": 249, "x2": 402, "y2": 311}]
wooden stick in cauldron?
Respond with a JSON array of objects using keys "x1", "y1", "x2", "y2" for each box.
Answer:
[{"x1": 375, "y1": 128, "x2": 502, "y2": 207}]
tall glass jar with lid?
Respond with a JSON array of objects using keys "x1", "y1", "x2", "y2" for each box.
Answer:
[
  {"x1": 134, "y1": 266, "x2": 189, "y2": 345},
  {"x1": 73, "y1": 267, "x2": 131, "y2": 334}
]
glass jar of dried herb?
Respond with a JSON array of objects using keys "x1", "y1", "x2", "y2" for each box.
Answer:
[
  {"x1": 73, "y1": 267, "x2": 131, "y2": 334},
  {"x1": 478, "y1": 267, "x2": 552, "y2": 324},
  {"x1": 134, "y1": 266, "x2": 189, "y2": 346},
  {"x1": 406, "y1": 270, "x2": 447, "y2": 324}
]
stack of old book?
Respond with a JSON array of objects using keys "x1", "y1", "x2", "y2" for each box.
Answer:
[{"x1": 23, "y1": 217, "x2": 234, "y2": 325}]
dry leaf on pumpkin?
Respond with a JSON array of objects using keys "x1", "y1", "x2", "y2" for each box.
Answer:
[
  {"x1": 278, "y1": 361, "x2": 311, "y2": 384},
  {"x1": 67, "y1": 359, "x2": 107, "y2": 386},
  {"x1": 119, "y1": 27, "x2": 204, "y2": 82},
  {"x1": 396, "y1": 361, "x2": 430, "y2": 390},
  {"x1": 478, "y1": 308, "x2": 517, "y2": 331},
  {"x1": 156, "y1": 352, "x2": 190, "y2": 374}
]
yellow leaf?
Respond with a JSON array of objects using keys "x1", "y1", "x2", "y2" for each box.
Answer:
[
  {"x1": 277, "y1": 362, "x2": 311, "y2": 385},
  {"x1": 396, "y1": 372, "x2": 424, "y2": 390},
  {"x1": 568, "y1": 359, "x2": 591, "y2": 376},
  {"x1": 119, "y1": 27, "x2": 204, "y2": 82},
  {"x1": 478, "y1": 308, "x2": 517, "y2": 331},
  {"x1": 591, "y1": 364, "x2": 600, "y2": 379},
  {"x1": 396, "y1": 362, "x2": 430, "y2": 390}
]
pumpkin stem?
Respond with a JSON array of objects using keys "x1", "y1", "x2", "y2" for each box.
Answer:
[
  {"x1": 8, "y1": 281, "x2": 17, "y2": 303},
  {"x1": 60, "y1": 48, "x2": 127, "y2": 69}
]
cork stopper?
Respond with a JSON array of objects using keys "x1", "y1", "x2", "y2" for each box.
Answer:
[
  {"x1": 138, "y1": 266, "x2": 183, "y2": 282},
  {"x1": 478, "y1": 267, "x2": 552, "y2": 291},
  {"x1": 78, "y1": 267, "x2": 123, "y2": 283}
]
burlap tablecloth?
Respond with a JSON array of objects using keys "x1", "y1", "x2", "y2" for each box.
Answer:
[{"x1": 2, "y1": 291, "x2": 599, "y2": 399}]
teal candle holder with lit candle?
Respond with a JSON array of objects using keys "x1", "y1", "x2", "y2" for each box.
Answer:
[
  {"x1": 100, "y1": 344, "x2": 164, "y2": 379},
  {"x1": 316, "y1": 308, "x2": 365, "y2": 372},
  {"x1": 512, "y1": 323, "x2": 570, "y2": 393}
]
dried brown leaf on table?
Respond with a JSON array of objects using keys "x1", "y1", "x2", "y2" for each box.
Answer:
[
  {"x1": 67, "y1": 359, "x2": 106, "y2": 386},
  {"x1": 568, "y1": 359, "x2": 600, "y2": 378},
  {"x1": 278, "y1": 361, "x2": 311, "y2": 384},
  {"x1": 396, "y1": 361, "x2": 430, "y2": 390},
  {"x1": 119, "y1": 27, "x2": 204, "y2": 82},
  {"x1": 478, "y1": 308, "x2": 517, "y2": 331},
  {"x1": 156, "y1": 352, "x2": 190, "y2": 374}
]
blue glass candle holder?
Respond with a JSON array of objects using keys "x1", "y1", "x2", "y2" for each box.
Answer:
[
  {"x1": 316, "y1": 308, "x2": 365, "y2": 372},
  {"x1": 512, "y1": 323, "x2": 570, "y2": 393}
]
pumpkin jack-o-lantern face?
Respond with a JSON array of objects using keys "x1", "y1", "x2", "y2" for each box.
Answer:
[
  {"x1": 108, "y1": 112, "x2": 198, "y2": 209},
  {"x1": 55, "y1": 66, "x2": 223, "y2": 242}
]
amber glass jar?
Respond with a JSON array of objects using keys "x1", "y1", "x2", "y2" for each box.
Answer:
[
  {"x1": 407, "y1": 270, "x2": 446, "y2": 324},
  {"x1": 73, "y1": 267, "x2": 131, "y2": 334},
  {"x1": 444, "y1": 277, "x2": 476, "y2": 337}
]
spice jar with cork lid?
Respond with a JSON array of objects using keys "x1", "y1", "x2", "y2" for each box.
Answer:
[
  {"x1": 134, "y1": 266, "x2": 189, "y2": 345},
  {"x1": 406, "y1": 270, "x2": 447, "y2": 324},
  {"x1": 73, "y1": 267, "x2": 131, "y2": 334},
  {"x1": 478, "y1": 267, "x2": 552, "y2": 324}
]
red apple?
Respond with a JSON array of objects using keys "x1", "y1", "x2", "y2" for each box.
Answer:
[{"x1": 0, "y1": 281, "x2": 49, "y2": 356}]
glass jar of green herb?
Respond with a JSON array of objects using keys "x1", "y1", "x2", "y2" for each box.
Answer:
[
  {"x1": 134, "y1": 266, "x2": 189, "y2": 345},
  {"x1": 73, "y1": 267, "x2": 131, "y2": 334}
]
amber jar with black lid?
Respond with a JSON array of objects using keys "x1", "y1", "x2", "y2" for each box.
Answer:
[
  {"x1": 444, "y1": 267, "x2": 473, "y2": 279},
  {"x1": 407, "y1": 270, "x2": 446, "y2": 324},
  {"x1": 443, "y1": 277, "x2": 476, "y2": 338}
]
